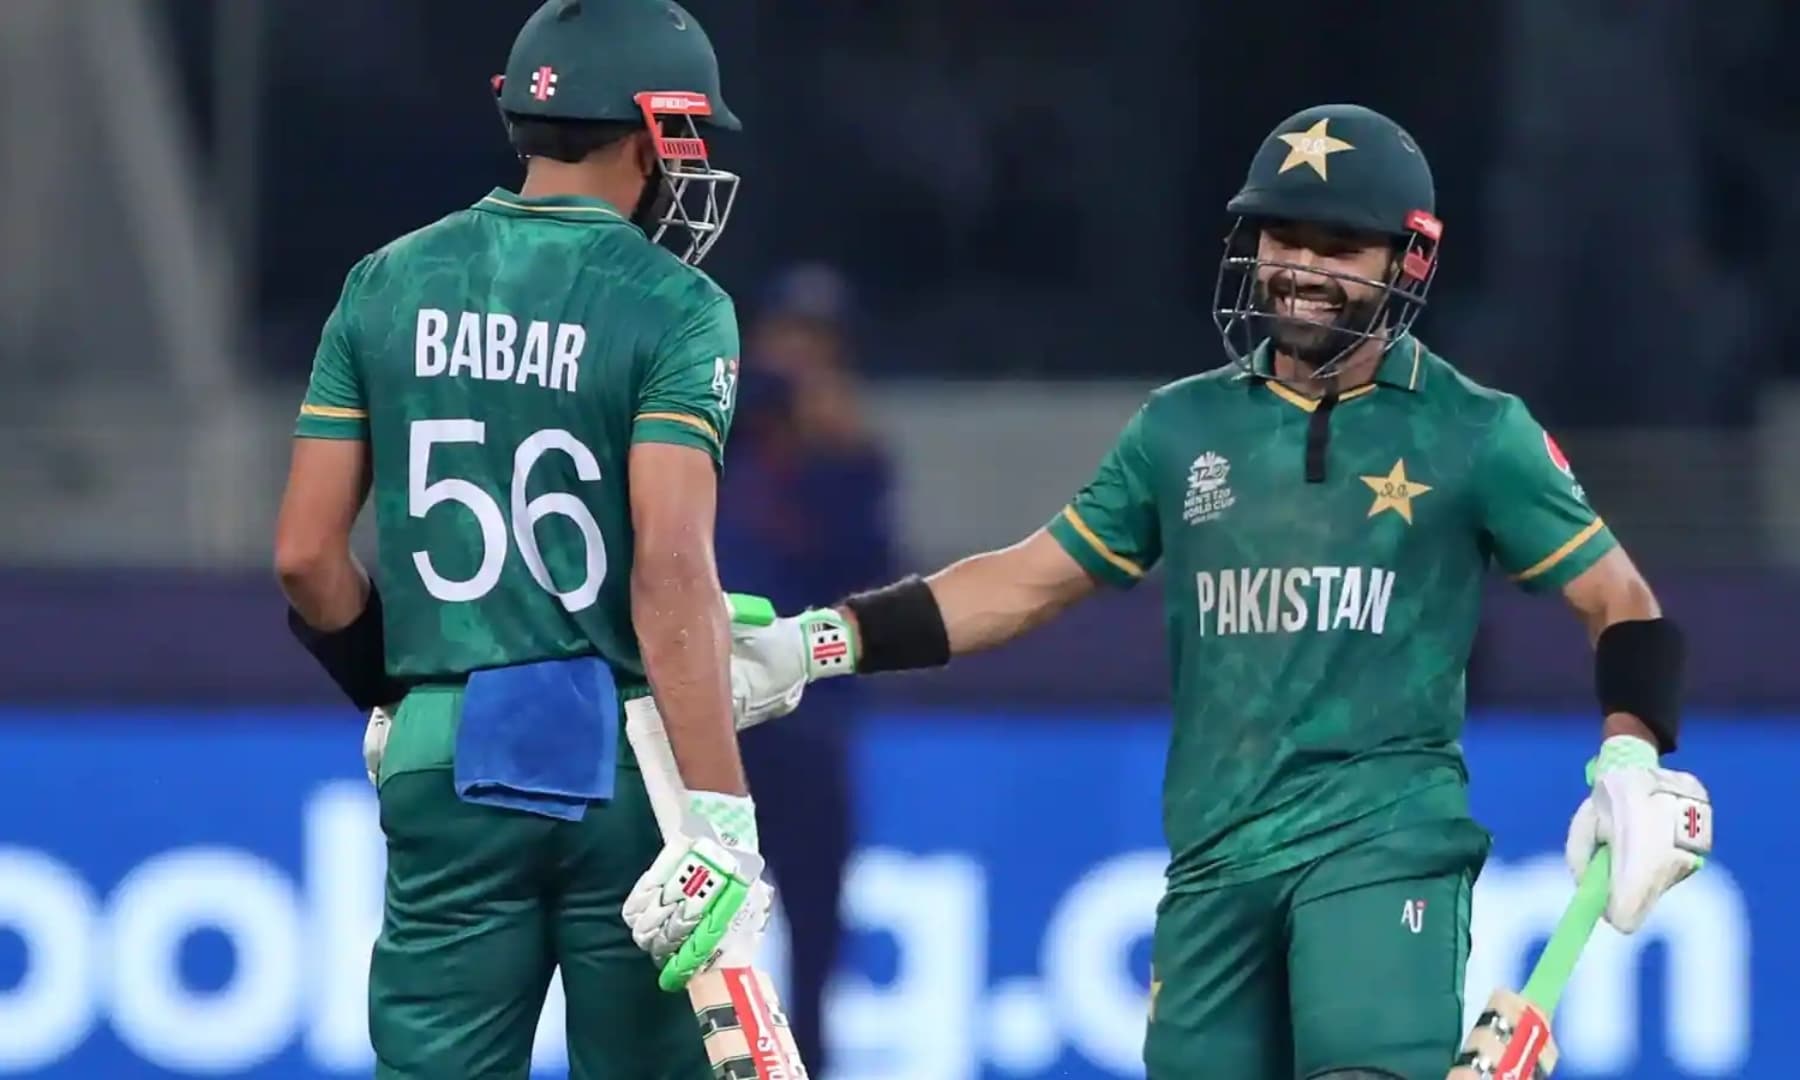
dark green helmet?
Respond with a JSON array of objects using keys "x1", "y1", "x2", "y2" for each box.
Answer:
[
  {"x1": 1213, "y1": 103, "x2": 1444, "y2": 379},
  {"x1": 493, "y1": 0, "x2": 740, "y2": 264},
  {"x1": 497, "y1": 0, "x2": 738, "y2": 128}
]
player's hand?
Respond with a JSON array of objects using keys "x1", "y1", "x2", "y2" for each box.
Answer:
[
  {"x1": 623, "y1": 791, "x2": 770, "y2": 989},
  {"x1": 362, "y1": 706, "x2": 393, "y2": 787},
  {"x1": 1565, "y1": 735, "x2": 1712, "y2": 933},
  {"x1": 725, "y1": 592, "x2": 857, "y2": 730}
]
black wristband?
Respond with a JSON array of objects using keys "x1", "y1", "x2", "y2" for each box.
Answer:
[
  {"x1": 840, "y1": 575, "x2": 951, "y2": 674},
  {"x1": 287, "y1": 584, "x2": 408, "y2": 711},
  {"x1": 1594, "y1": 617, "x2": 1684, "y2": 753}
]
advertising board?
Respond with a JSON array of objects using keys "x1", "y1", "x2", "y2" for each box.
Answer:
[{"x1": 0, "y1": 709, "x2": 1775, "y2": 1078}]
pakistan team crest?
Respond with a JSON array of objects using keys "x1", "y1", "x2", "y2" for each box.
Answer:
[{"x1": 1183, "y1": 452, "x2": 1236, "y2": 525}]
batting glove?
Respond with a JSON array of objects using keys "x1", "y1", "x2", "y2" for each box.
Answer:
[
  {"x1": 725, "y1": 592, "x2": 857, "y2": 730},
  {"x1": 1565, "y1": 735, "x2": 1712, "y2": 933},
  {"x1": 623, "y1": 791, "x2": 772, "y2": 990}
]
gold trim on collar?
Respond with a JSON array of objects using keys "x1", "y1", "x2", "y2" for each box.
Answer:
[
  {"x1": 479, "y1": 194, "x2": 624, "y2": 220},
  {"x1": 1263, "y1": 381, "x2": 1378, "y2": 413}
]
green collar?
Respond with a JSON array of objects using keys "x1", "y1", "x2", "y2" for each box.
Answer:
[
  {"x1": 473, "y1": 188, "x2": 631, "y2": 226},
  {"x1": 1244, "y1": 333, "x2": 1427, "y2": 393},
  {"x1": 1373, "y1": 335, "x2": 1427, "y2": 391}
]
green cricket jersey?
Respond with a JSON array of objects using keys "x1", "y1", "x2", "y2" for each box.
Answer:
[
  {"x1": 294, "y1": 189, "x2": 740, "y2": 686},
  {"x1": 1047, "y1": 335, "x2": 1614, "y2": 891}
]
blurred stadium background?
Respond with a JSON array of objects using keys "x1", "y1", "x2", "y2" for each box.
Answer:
[{"x1": 0, "y1": 1, "x2": 1793, "y2": 1077}]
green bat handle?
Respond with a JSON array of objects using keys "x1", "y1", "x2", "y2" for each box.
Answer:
[
  {"x1": 726, "y1": 592, "x2": 776, "y2": 627},
  {"x1": 1521, "y1": 845, "x2": 1611, "y2": 1016}
]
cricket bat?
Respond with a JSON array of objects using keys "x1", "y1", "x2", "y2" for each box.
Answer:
[
  {"x1": 623, "y1": 698, "x2": 809, "y2": 1080},
  {"x1": 1447, "y1": 846, "x2": 1612, "y2": 1079}
]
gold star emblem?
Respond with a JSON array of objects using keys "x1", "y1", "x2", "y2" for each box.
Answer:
[
  {"x1": 1276, "y1": 119, "x2": 1355, "y2": 180},
  {"x1": 1362, "y1": 460, "x2": 1432, "y2": 524}
]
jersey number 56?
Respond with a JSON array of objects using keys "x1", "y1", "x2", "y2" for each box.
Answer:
[{"x1": 409, "y1": 418, "x2": 606, "y2": 613}]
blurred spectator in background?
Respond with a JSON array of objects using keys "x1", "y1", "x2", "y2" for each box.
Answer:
[
  {"x1": 717, "y1": 263, "x2": 898, "y2": 1072},
  {"x1": 1479, "y1": 0, "x2": 1769, "y2": 427}
]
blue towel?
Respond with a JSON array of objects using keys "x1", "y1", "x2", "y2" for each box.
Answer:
[{"x1": 454, "y1": 657, "x2": 619, "y2": 821}]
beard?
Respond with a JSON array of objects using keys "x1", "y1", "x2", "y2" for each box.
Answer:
[
  {"x1": 632, "y1": 167, "x2": 676, "y2": 234},
  {"x1": 1252, "y1": 275, "x2": 1389, "y2": 371}
]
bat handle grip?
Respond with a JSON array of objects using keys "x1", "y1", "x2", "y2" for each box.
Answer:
[
  {"x1": 1521, "y1": 845, "x2": 1612, "y2": 1016},
  {"x1": 623, "y1": 698, "x2": 687, "y2": 841}
]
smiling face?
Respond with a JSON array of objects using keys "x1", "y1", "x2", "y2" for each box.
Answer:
[{"x1": 1252, "y1": 220, "x2": 1397, "y2": 371}]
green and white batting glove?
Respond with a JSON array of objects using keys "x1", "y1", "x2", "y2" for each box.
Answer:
[
  {"x1": 1564, "y1": 735, "x2": 1712, "y2": 934},
  {"x1": 623, "y1": 790, "x2": 772, "y2": 991},
  {"x1": 726, "y1": 592, "x2": 859, "y2": 730}
]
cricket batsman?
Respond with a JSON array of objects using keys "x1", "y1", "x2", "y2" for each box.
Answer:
[
  {"x1": 727, "y1": 104, "x2": 1715, "y2": 1078},
  {"x1": 273, "y1": 2, "x2": 770, "y2": 1075}
]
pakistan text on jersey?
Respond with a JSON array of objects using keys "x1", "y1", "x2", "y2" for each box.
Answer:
[
  {"x1": 1194, "y1": 567, "x2": 1397, "y2": 637},
  {"x1": 415, "y1": 309, "x2": 585, "y2": 393}
]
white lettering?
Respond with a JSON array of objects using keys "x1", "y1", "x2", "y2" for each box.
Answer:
[
  {"x1": 1195, "y1": 572, "x2": 1215, "y2": 636},
  {"x1": 484, "y1": 313, "x2": 518, "y2": 382},
  {"x1": 1200, "y1": 566, "x2": 1402, "y2": 637},
  {"x1": 1467, "y1": 855, "x2": 1749, "y2": 1074},
  {"x1": 1238, "y1": 568, "x2": 1268, "y2": 634},
  {"x1": 1363, "y1": 568, "x2": 1396, "y2": 634},
  {"x1": 517, "y1": 321, "x2": 551, "y2": 387},
  {"x1": 447, "y1": 312, "x2": 482, "y2": 378},
  {"x1": 830, "y1": 851, "x2": 984, "y2": 1078},
  {"x1": 415, "y1": 309, "x2": 449, "y2": 376},
  {"x1": 1312, "y1": 567, "x2": 1342, "y2": 631},
  {"x1": 1564, "y1": 868, "x2": 1749, "y2": 1072},
  {"x1": 0, "y1": 820, "x2": 1756, "y2": 1078},
  {"x1": 1042, "y1": 852, "x2": 1163, "y2": 1073},
  {"x1": 1281, "y1": 568, "x2": 1310, "y2": 631},
  {"x1": 0, "y1": 848, "x2": 97, "y2": 1071},
  {"x1": 1333, "y1": 566, "x2": 1364, "y2": 630},
  {"x1": 108, "y1": 849, "x2": 303, "y2": 1071},
  {"x1": 413, "y1": 311, "x2": 581, "y2": 394},
  {"x1": 551, "y1": 324, "x2": 585, "y2": 392},
  {"x1": 1218, "y1": 569, "x2": 1237, "y2": 635},
  {"x1": 301, "y1": 784, "x2": 383, "y2": 1069}
]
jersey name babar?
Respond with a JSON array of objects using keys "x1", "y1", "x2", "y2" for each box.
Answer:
[
  {"x1": 414, "y1": 307, "x2": 586, "y2": 393},
  {"x1": 295, "y1": 187, "x2": 740, "y2": 684}
]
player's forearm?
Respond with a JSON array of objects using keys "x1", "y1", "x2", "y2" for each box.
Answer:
[
  {"x1": 1593, "y1": 577, "x2": 1668, "y2": 749},
  {"x1": 820, "y1": 531, "x2": 1094, "y2": 678},
  {"x1": 1562, "y1": 548, "x2": 1681, "y2": 753},
  {"x1": 276, "y1": 545, "x2": 370, "y2": 631},
  {"x1": 632, "y1": 560, "x2": 746, "y2": 796},
  {"x1": 922, "y1": 547, "x2": 1084, "y2": 656},
  {"x1": 274, "y1": 436, "x2": 373, "y2": 632},
  {"x1": 1573, "y1": 569, "x2": 1660, "y2": 645}
]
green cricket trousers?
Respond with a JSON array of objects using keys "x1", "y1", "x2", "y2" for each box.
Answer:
[
  {"x1": 369, "y1": 685, "x2": 711, "y2": 1079},
  {"x1": 1145, "y1": 821, "x2": 1489, "y2": 1079}
]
